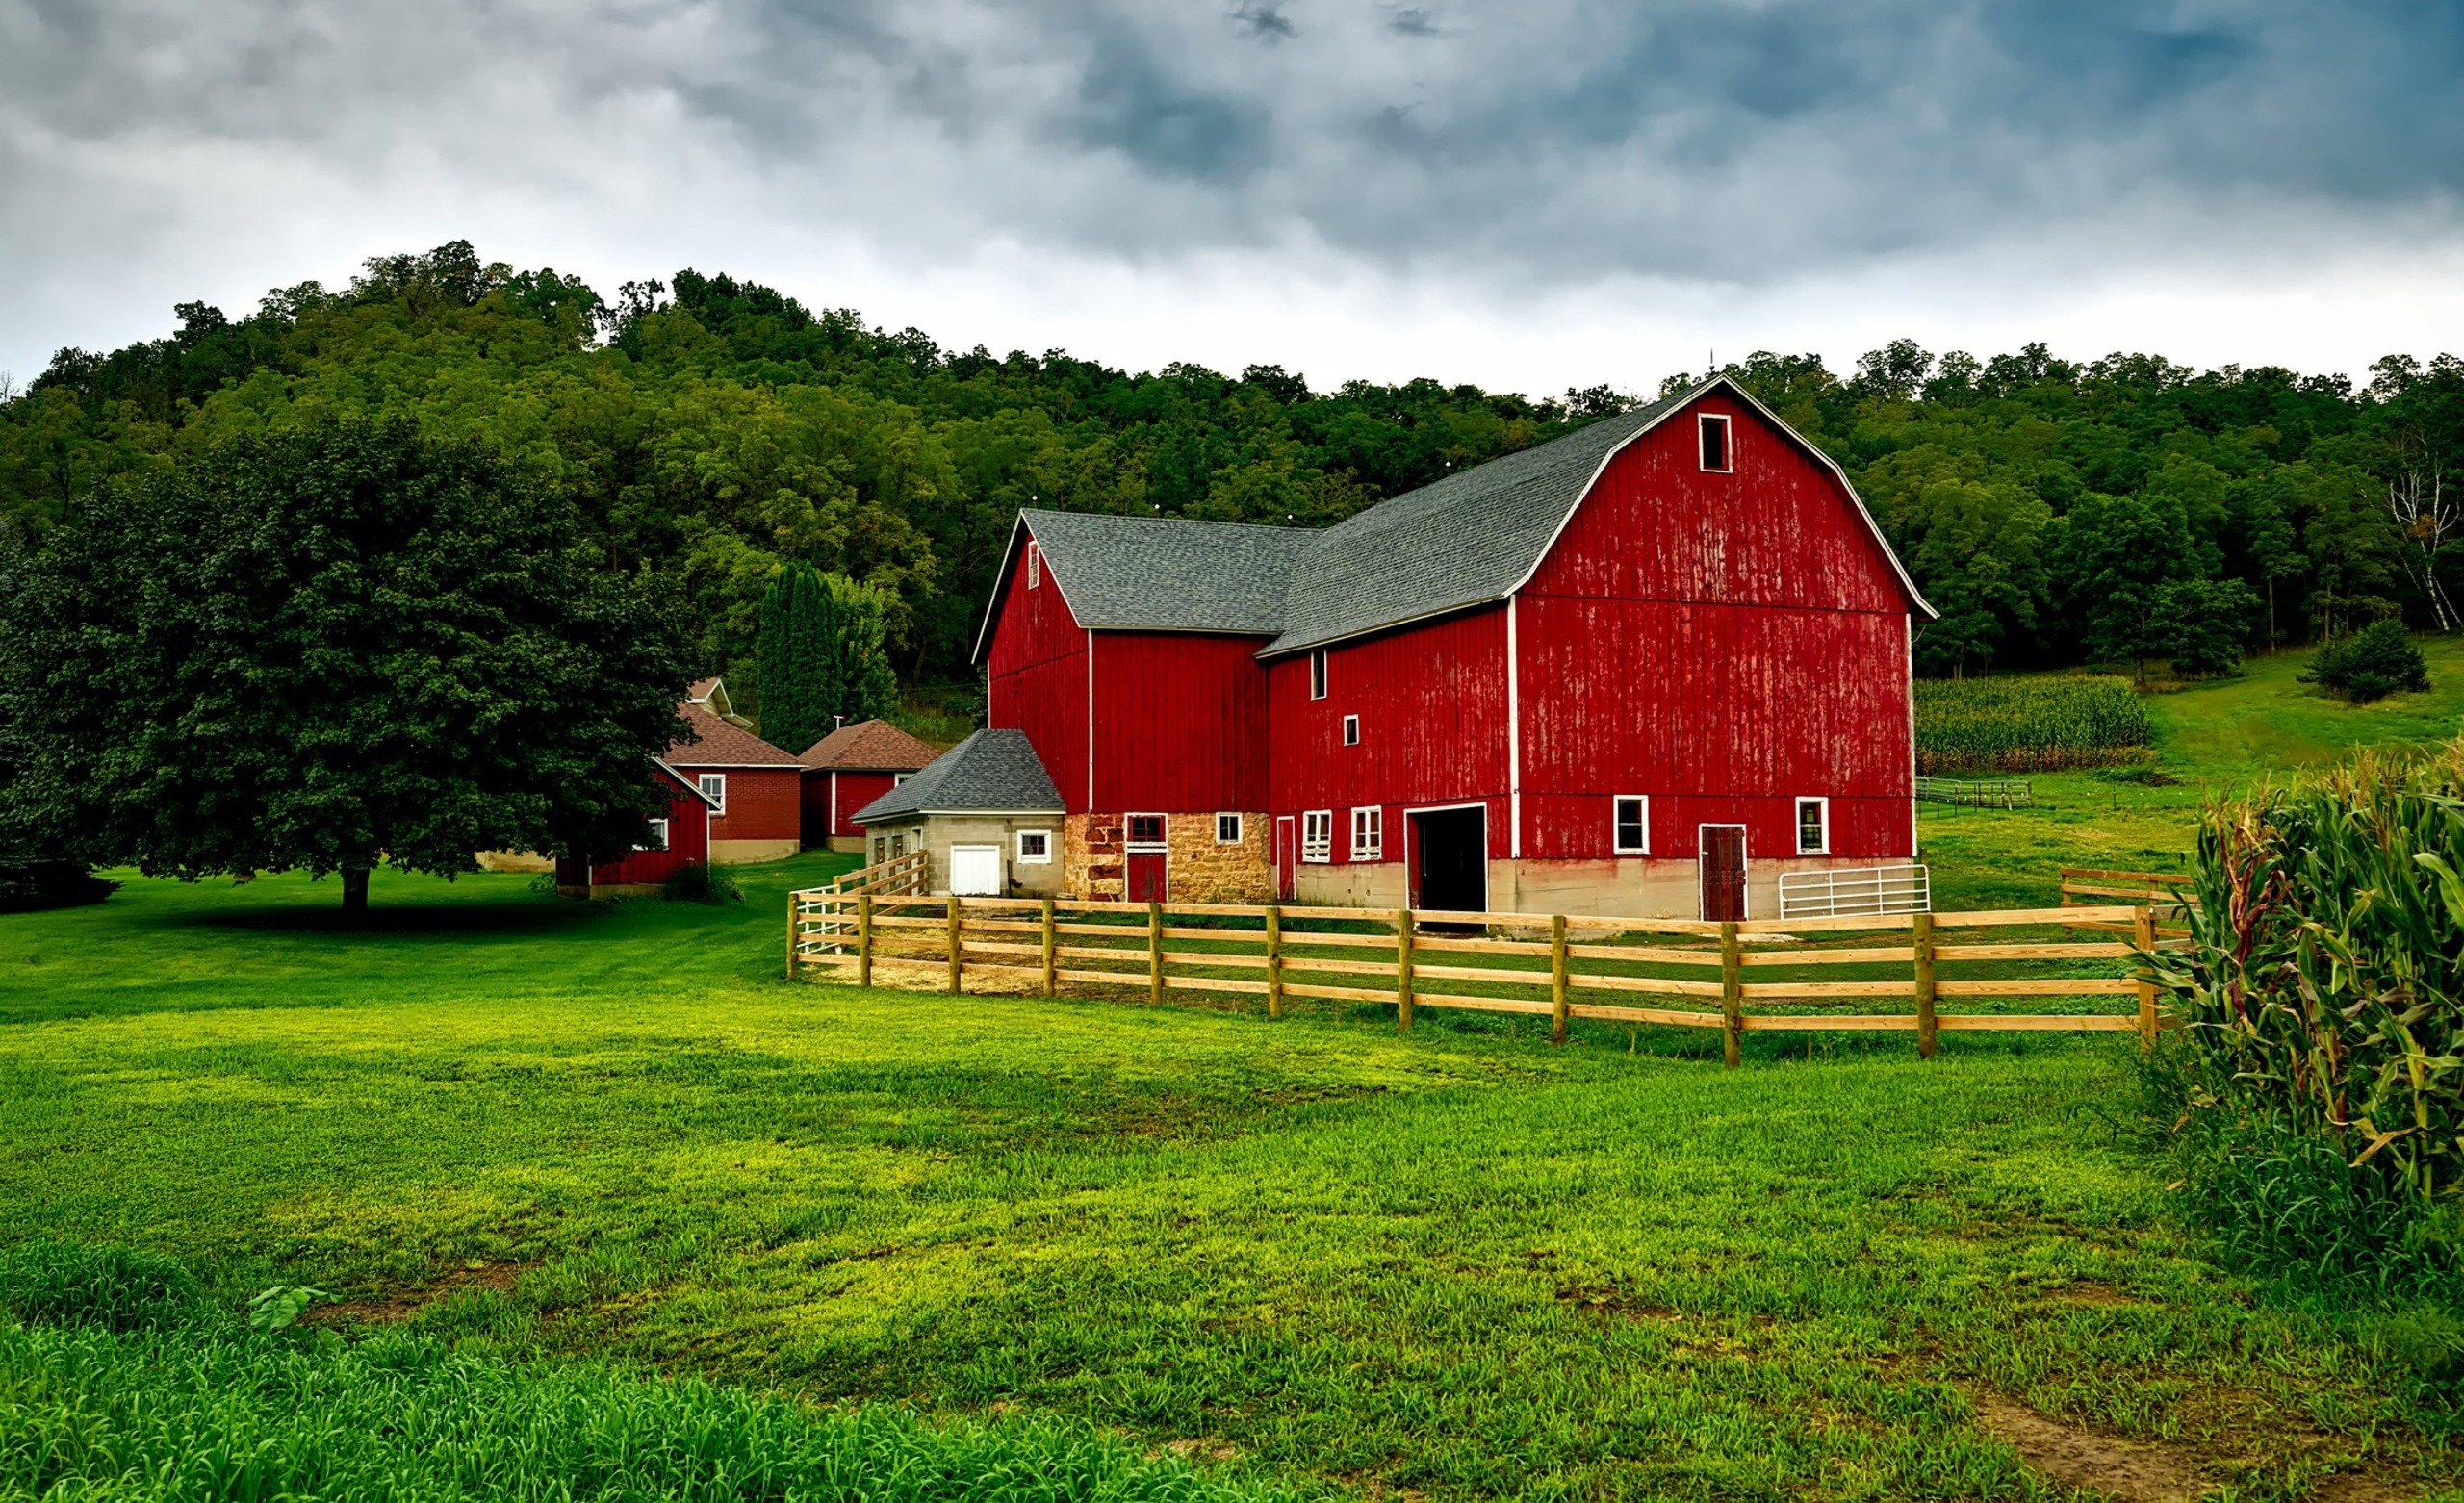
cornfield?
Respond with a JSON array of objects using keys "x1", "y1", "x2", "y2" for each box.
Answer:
[
  {"x1": 1914, "y1": 675, "x2": 2151, "y2": 773},
  {"x1": 2150, "y1": 743, "x2": 2463, "y2": 1289}
]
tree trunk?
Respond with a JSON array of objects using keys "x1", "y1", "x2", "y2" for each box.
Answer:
[{"x1": 342, "y1": 867, "x2": 370, "y2": 915}]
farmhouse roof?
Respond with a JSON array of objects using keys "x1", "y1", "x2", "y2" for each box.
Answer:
[
  {"x1": 664, "y1": 701, "x2": 803, "y2": 767},
  {"x1": 853, "y1": 729, "x2": 1065, "y2": 822},
  {"x1": 798, "y1": 718, "x2": 940, "y2": 773}
]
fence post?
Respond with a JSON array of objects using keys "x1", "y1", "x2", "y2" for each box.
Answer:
[
  {"x1": 858, "y1": 894, "x2": 874, "y2": 987},
  {"x1": 1719, "y1": 921, "x2": 1742, "y2": 1069},
  {"x1": 1550, "y1": 914, "x2": 1570, "y2": 1046},
  {"x1": 1395, "y1": 909, "x2": 1416, "y2": 1032},
  {"x1": 1147, "y1": 901, "x2": 1165, "y2": 1006},
  {"x1": 1265, "y1": 904, "x2": 1284, "y2": 1019},
  {"x1": 1040, "y1": 898, "x2": 1057, "y2": 998},
  {"x1": 786, "y1": 892, "x2": 801, "y2": 981},
  {"x1": 1913, "y1": 911, "x2": 1938, "y2": 1060},
  {"x1": 945, "y1": 894, "x2": 962, "y2": 995},
  {"x1": 2134, "y1": 905, "x2": 2158, "y2": 1054}
]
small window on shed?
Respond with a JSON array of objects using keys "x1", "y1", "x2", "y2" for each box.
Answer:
[
  {"x1": 1309, "y1": 650, "x2": 1328, "y2": 701},
  {"x1": 1016, "y1": 829, "x2": 1052, "y2": 863},
  {"x1": 1215, "y1": 813, "x2": 1243, "y2": 844},
  {"x1": 1795, "y1": 797, "x2": 1829, "y2": 855},
  {"x1": 1613, "y1": 796, "x2": 1648, "y2": 855},
  {"x1": 1025, "y1": 541, "x2": 1040, "y2": 589},
  {"x1": 1700, "y1": 413, "x2": 1732, "y2": 472},
  {"x1": 1342, "y1": 714, "x2": 1360, "y2": 747}
]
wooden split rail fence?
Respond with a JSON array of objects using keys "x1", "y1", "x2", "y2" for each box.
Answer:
[
  {"x1": 2059, "y1": 867, "x2": 2194, "y2": 938},
  {"x1": 788, "y1": 882, "x2": 2173, "y2": 1064}
]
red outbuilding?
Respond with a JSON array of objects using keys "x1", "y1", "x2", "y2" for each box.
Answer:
[
  {"x1": 798, "y1": 718, "x2": 942, "y2": 851},
  {"x1": 664, "y1": 701, "x2": 807, "y2": 864},
  {"x1": 553, "y1": 760, "x2": 719, "y2": 896},
  {"x1": 969, "y1": 377, "x2": 1935, "y2": 919}
]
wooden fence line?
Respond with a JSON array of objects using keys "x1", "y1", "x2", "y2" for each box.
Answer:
[{"x1": 788, "y1": 877, "x2": 2173, "y2": 1065}]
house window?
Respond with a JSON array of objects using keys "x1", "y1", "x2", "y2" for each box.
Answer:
[
  {"x1": 1127, "y1": 814, "x2": 1167, "y2": 848},
  {"x1": 1026, "y1": 541, "x2": 1040, "y2": 589},
  {"x1": 1613, "y1": 796, "x2": 1648, "y2": 855},
  {"x1": 1301, "y1": 810, "x2": 1333, "y2": 863},
  {"x1": 1016, "y1": 829, "x2": 1052, "y2": 863},
  {"x1": 698, "y1": 773, "x2": 727, "y2": 814},
  {"x1": 1342, "y1": 715, "x2": 1360, "y2": 747},
  {"x1": 1350, "y1": 806, "x2": 1382, "y2": 861},
  {"x1": 1795, "y1": 797, "x2": 1829, "y2": 855},
  {"x1": 1700, "y1": 414, "x2": 1732, "y2": 472},
  {"x1": 641, "y1": 818, "x2": 670, "y2": 853},
  {"x1": 1216, "y1": 813, "x2": 1243, "y2": 844},
  {"x1": 1309, "y1": 650, "x2": 1328, "y2": 701}
]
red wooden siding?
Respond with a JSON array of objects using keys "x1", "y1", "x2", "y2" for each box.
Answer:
[
  {"x1": 1090, "y1": 632, "x2": 1270, "y2": 813},
  {"x1": 666, "y1": 765, "x2": 802, "y2": 844},
  {"x1": 1514, "y1": 395, "x2": 1913, "y2": 862},
  {"x1": 986, "y1": 535, "x2": 1091, "y2": 813},
  {"x1": 590, "y1": 774, "x2": 710, "y2": 886},
  {"x1": 805, "y1": 770, "x2": 896, "y2": 837},
  {"x1": 1264, "y1": 608, "x2": 1510, "y2": 864}
]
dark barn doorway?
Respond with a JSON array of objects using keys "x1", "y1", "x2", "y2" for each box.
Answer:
[{"x1": 1410, "y1": 806, "x2": 1488, "y2": 914}]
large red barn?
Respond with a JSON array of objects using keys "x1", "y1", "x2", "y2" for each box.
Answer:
[{"x1": 968, "y1": 378, "x2": 1934, "y2": 919}]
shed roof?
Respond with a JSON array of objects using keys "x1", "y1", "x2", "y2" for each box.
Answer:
[
  {"x1": 798, "y1": 718, "x2": 941, "y2": 773},
  {"x1": 664, "y1": 701, "x2": 803, "y2": 767},
  {"x1": 853, "y1": 729, "x2": 1065, "y2": 822}
]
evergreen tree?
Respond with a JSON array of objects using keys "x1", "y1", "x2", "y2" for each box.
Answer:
[{"x1": 756, "y1": 562, "x2": 831, "y2": 752}]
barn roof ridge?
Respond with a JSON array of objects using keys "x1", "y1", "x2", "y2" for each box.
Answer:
[{"x1": 851, "y1": 728, "x2": 1065, "y2": 822}]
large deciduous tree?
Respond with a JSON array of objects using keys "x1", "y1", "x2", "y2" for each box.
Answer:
[{"x1": 0, "y1": 419, "x2": 692, "y2": 912}]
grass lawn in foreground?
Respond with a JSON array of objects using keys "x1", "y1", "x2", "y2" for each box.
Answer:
[{"x1": 4, "y1": 862, "x2": 2458, "y2": 1501}]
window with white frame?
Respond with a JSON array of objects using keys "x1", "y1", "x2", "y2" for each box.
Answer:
[
  {"x1": 1016, "y1": 829, "x2": 1052, "y2": 863},
  {"x1": 1342, "y1": 714, "x2": 1360, "y2": 746},
  {"x1": 1215, "y1": 812, "x2": 1243, "y2": 844},
  {"x1": 1613, "y1": 796, "x2": 1648, "y2": 854},
  {"x1": 1301, "y1": 810, "x2": 1333, "y2": 863},
  {"x1": 1795, "y1": 797, "x2": 1829, "y2": 855},
  {"x1": 1126, "y1": 813, "x2": 1167, "y2": 848},
  {"x1": 697, "y1": 773, "x2": 727, "y2": 814},
  {"x1": 640, "y1": 818, "x2": 669, "y2": 853},
  {"x1": 1308, "y1": 650, "x2": 1328, "y2": 700},
  {"x1": 1026, "y1": 540, "x2": 1040, "y2": 589},
  {"x1": 1700, "y1": 413, "x2": 1732, "y2": 472},
  {"x1": 1349, "y1": 806, "x2": 1382, "y2": 861}
]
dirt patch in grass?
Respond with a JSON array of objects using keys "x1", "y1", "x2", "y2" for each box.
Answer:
[
  {"x1": 1970, "y1": 1392, "x2": 2205, "y2": 1503},
  {"x1": 309, "y1": 1261, "x2": 524, "y2": 1325}
]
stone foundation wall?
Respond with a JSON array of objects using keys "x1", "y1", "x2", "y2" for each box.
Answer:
[{"x1": 1063, "y1": 811, "x2": 1271, "y2": 903}]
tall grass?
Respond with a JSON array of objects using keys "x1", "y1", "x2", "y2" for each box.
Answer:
[
  {"x1": 1914, "y1": 675, "x2": 2152, "y2": 773},
  {"x1": 2148, "y1": 741, "x2": 2464, "y2": 1301},
  {"x1": 0, "y1": 1240, "x2": 1312, "y2": 1503}
]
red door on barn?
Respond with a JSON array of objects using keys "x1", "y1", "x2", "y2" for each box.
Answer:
[
  {"x1": 1699, "y1": 825, "x2": 1747, "y2": 921},
  {"x1": 1125, "y1": 814, "x2": 1168, "y2": 904},
  {"x1": 1272, "y1": 816, "x2": 1296, "y2": 900}
]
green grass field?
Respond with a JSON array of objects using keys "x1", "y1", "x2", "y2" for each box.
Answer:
[{"x1": 4, "y1": 644, "x2": 2462, "y2": 1501}]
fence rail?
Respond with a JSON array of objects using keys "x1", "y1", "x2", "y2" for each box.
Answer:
[
  {"x1": 787, "y1": 886, "x2": 2171, "y2": 1065},
  {"x1": 2059, "y1": 866, "x2": 2193, "y2": 938},
  {"x1": 1915, "y1": 776, "x2": 2034, "y2": 808}
]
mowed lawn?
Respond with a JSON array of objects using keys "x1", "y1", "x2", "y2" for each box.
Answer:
[{"x1": 5, "y1": 860, "x2": 2459, "y2": 1501}]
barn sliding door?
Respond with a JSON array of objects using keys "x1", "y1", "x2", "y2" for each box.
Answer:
[{"x1": 1698, "y1": 825, "x2": 1747, "y2": 921}]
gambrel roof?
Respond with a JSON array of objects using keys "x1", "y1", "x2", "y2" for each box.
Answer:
[
  {"x1": 971, "y1": 377, "x2": 1931, "y2": 663},
  {"x1": 853, "y1": 729, "x2": 1065, "y2": 822}
]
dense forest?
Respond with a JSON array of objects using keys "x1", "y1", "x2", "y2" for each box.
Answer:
[{"x1": 4, "y1": 240, "x2": 2458, "y2": 708}]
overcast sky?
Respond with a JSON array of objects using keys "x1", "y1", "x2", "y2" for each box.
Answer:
[{"x1": 4, "y1": 1, "x2": 2461, "y2": 396}]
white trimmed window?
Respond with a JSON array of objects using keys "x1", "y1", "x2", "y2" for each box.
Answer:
[
  {"x1": 1302, "y1": 810, "x2": 1333, "y2": 863},
  {"x1": 1795, "y1": 797, "x2": 1829, "y2": 855},
  {"x1": 641, "y1": 818, "x2": 670, "y2": 853},
  {"x1": 1342, "y1": 714, "x2": 1360, "y2": 747},
  {"x1": 698, "y1": 773, "x2": 727, "y2": 814},
  {"x1": 1700, "y1": 413, "x2": 1732, "y2": 472},
  {"x1": 1349, "y1": 806, "x2": 1382, "y2": 861},
  {"x1": 1613, "y1": 796, "x2": 1648, "y2": 855},
  {"x1": 1309, "y1": 650, "x2": 1328, "y2": 701},
  {"x1": 1016, "y1": 829, "x2": 1052, "y2": 863},
  {"x1": 1026, "y1": 541, "x2": 1040, "y2": 589},
  {"x1": 1215, "y1": 813, "x2": 1243, "y2": 844}
]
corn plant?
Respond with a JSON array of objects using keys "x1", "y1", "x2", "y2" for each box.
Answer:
[{"x1": 1914, "y1": 674, "x2": 2151, "y2": 773}]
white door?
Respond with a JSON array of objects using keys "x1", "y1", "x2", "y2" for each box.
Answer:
[{"x1": 949, "y1": 845, "x2": 1002, "y2": 896}]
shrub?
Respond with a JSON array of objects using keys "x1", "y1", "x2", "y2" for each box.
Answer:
[
  {"x1": 0, "y1": 853, "x2": 116, "y2": 912},
  {"x1": 2301, "y1": 621, "x2": 2430, "y2": 703},
  {"x1": 661, "y1": 861, "x2": 741, "y2": 904},
  {"x1": 1914, "y1": 674, "x2": 2151, "y2": 773},
  {"x1": 2150, "y1": 742, "x2": 2464, "y2": 1297}
]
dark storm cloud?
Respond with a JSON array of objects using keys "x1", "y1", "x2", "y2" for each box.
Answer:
[{"x1": 3, "y1": 0, "x2": 2461, "y2": 294}]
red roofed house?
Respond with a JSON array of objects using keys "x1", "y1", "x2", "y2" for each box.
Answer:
[
  {"x1": 666, "y1": 701, "x2": 806, "y2": 864},
  {"x1": 552, "y1": 760, "x2": 720, "y2": 897},
  {"x1": 969, "y1": 376, "x2": 1935, "y2": 920},
  {"x1": 798, "y1": 719, "x2": 941, "y2": 852}
]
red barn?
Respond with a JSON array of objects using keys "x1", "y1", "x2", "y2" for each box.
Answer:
[
  {"x1": 970, "y1": 377, "x2": 1934, "y2": 919},
  {"x1": 664, "y1": 702, "x2": 806, "y2": 864},
  {"x1": 553, "y1": 760, "x2": 718, "y2": 896},
  {"x1": 798, "y1": 718, "x2": 942, "y2": 851}
]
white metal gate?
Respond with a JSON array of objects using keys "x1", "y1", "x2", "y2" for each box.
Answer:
[{"x1": 1777, "y1": 864, "x2": 1930, "y2": 920}]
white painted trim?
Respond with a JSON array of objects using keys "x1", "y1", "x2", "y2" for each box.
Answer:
[
  {"x1": 1794, "y1": 796, "x2": 1831, "y2": 855},
  {"x1": 1300, "y1": 809, "x2": 1334, "y2": 863},
  {"x1": 1401, "y1": 801, "x2": 1490, "y2": 912},
  {"x1": 1085, "y1": 628, "x2": 1096, "y2": 812},
  {"x1": 1906, "y1": 614, "x2": 1920, "y2": 859},
  {"x1": 1698, "y1": 412, "x2": 1734, "y2": 473},
  {"x1": 651, "y1": 759, "x2": 723, "y2": 810},
  {"x1": 1015, "y1": 829, "x2": 1054, "y2": 863},
  {"x1": 1697, "y1": 822, "x2": 1750, "y2": 921},
  {"x1": 1342, "y1": 713, "x2": 1360, "y2": 746},
  {"x1": 1505, "y1": 596, "x2": 1522, "y2": 858},
  {"x1": 830, "y1": 771, "x2": 838, "y2": 833},
  {"x1": 1348, "y1": 804, "x2": 1383, "y2": 862},
  {"x1": 1612, "y1": 794, "x2": 1650, "y2": 855},
  {"x1": 697, "y1": 773, "x2": 728, "y2": 816},
  {"x1": 1215, "y1": 812, "x2": 1244, "y2": 844},
  {"x1": 664, "y1": 762, "x2": 802, "y2": 771}
]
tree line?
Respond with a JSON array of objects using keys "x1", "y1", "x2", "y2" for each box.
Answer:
[{"x1": 4, "y1": 240, "x2": 2459, "y2": 702}]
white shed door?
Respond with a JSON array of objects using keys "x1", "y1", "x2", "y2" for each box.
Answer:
[{"x1": 949, "y1": 845, "x2": 1002, "y2": 896}]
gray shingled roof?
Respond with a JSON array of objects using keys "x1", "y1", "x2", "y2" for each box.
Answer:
[
  {"x1": 852, "y1": 728, "x2": 1064, "y2": 822},
  {"x1": 1014, "y1": 509, "x2": 1315, "y2": 634}
]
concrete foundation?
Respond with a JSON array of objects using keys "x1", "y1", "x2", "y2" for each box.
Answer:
[{"x1": 709, "y1": 838, "x2": 802, "y2": 865}]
